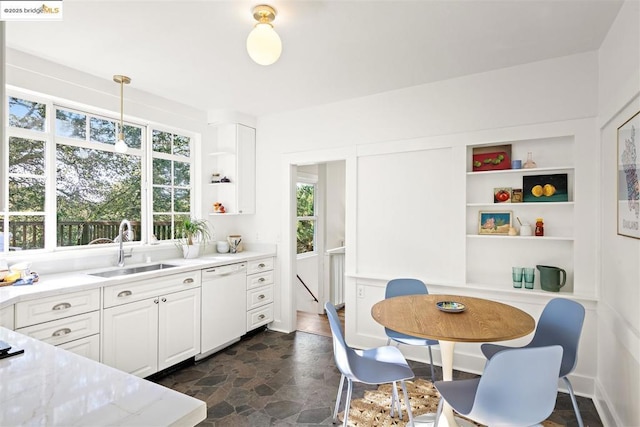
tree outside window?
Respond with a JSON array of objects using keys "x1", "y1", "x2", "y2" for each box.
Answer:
[{"x1": 296, "y1": 182, "x2": 316, "y2": 254}]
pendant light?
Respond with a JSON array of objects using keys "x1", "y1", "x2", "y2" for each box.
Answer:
[
  {"x1": 113, "y1": 74, "x2": 131, "y2": 153},
  {"x1": 246, "y1": 4, "x2": 282, "y2": 66}
]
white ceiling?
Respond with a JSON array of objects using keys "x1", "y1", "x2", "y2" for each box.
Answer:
[{"x1": 6, "y1": 0, "x2": 623, "y2": 117}]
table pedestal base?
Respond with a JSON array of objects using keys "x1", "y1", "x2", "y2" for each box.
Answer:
[{"x1": 412, "y1": 341, "x2": 466, "y2": 427}]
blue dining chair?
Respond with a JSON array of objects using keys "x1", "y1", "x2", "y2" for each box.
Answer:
[
  {"x1": 385, "y1": 278, "x2": 438, "y2": 381},
  {"x1": 325, "y1": 302, "x2": 415, "y2": 426},
  {"x1": 434, "y1": 345, "x2": 563, "y2": 427},
  {"x1": 480, "y1": 298, "x2": 585, "y2": 427}
]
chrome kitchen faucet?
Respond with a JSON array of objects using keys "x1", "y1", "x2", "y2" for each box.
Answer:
[{"x1": 117, "y1": 219, "x2": 133, "y2": 267}]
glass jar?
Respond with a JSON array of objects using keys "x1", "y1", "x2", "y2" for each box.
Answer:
[
  {"x1": 523, "y1": 152, "x2": 537, "y2": 169},
  {"x1": 535, "y1": 218, "x2": 544, "y2": 236}
]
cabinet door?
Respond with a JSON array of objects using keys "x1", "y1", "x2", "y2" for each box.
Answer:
[
  {"x1": 158, "y1": 288, "x2": 201, "y2": 371},
  {"x1": 0, "y1": 305, "x2": 14, "y2": 330},
  {"x1": 103, "y1": 299, "x2": 159, "y2": 377},
  {"x1": 236, "y1": 124, "x2": 256, "y2": 214}
]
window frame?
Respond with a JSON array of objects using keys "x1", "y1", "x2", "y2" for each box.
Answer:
[
  {"x1": 2, "y1": 87, "x2": 197, "y2": 254},
  {"x1": 296, "y1": 175, "x2": 318, "y2": 256}
]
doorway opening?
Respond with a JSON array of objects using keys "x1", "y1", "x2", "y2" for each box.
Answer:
[{"x1": 292, "y1": 161, "x2": 346, "y2": 336}]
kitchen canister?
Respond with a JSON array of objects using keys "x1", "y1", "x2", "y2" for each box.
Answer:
[
  {"x1": 216, "y1": 240, "x2": 230, "y2": 253},
  {"x1": 227, "y1": 234, "x2": 243, "y2": 253}
]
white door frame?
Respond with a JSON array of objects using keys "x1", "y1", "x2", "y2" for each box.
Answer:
[{"x1": 278, "y1": 146, "x2": 356, "y2": 333}]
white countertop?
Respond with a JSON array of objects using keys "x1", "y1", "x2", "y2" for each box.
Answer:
[
  {"x1": 0, "y1": 250, "x2": 276, "y2": 310},
  {"x1": 0, "y1": 326, "x2": 206, "y2": 426}
]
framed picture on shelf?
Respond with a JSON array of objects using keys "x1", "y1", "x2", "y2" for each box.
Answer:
[
  {"x1": 493, "y1": 187, "x2": 512, "y2": 203},
  {"x1": 478, "y1": 211, "x2": 513, "y2": 235},
  {"x1": 522, "y1": 174, "x2": 569, "y2": 202},
  {"x1": 472, "y1": 144, "x2": 512, "y2": 172},
  {"x1": 512, "y1": 188, "x2": 523, "y2": 203},
  {"x1": 617, "y1": 110, "x2": 640, "y2": 239}
]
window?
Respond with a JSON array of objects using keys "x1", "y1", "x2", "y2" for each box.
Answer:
[
  {"x1": 55, "y1": 107, "x2": 143, "y2": 246},
  {"x1": 2, "y1": 91, "x2": 196, "y2": 252},
  {"x1": 151, "y1": 130, "x2": 192, "y2": 241},
  {"x1": 296, "y1": 182, "x2": 317, "y2": 254},
  {"x1": 5, "y1": 96, "x2": 47, "y2": 250}
]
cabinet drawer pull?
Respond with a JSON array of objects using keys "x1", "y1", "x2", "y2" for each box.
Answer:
[
  {"x1": 161, "y1": 297, "x2": 167, "y2": 302},
  {"x1": 258, "y1": 263, "x2": 266, "y2": 268},
  {"x1": 52, "y1": 302, "x2": 71, "y2": 311},
  {"x1": 52, "y1": 328, "x2": 71, "y2": 337},
  {"x1": 117, "y1": 290, "x2": 132, "y2": 298},
  {"x1": 258, "y1": 294, "x2": 265, "y2": 300},
  {"x1": 259, "y1": 277, "x2": 266, "y2": 282},
  {"x1": 183, "y1": 278, "x2": 194, "y2": 284},
  {"x1": 258, "y1": 314, "x2": 265, "y2": 320},
  {"x1": 154, "y1": 299, "x2": 159, "y2": 304}
]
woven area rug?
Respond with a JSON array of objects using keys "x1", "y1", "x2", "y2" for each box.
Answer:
[{"x1": 338, "y1": 379, "x2": 563, "y2": 427}]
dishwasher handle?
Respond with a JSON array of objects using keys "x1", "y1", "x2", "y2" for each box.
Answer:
[{"x1": 203, "y1": 262, "x2": 247, "y2": 277}]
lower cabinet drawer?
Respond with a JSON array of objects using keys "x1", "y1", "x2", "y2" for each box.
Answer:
[
  {"x1": 247, "y1": 303, "x2": 273, "y2": 331},
  {"x1": 16, "y1": 311, "x2": 100, "y2": 346},
  {"x1": 15, "y1": 288, "x2": 100, "y2": 328},
  {"x1": 246, "y1": 271, "x2": 274, "y2": 290},
  {"x1": 58, "y1": 334, "x2": 100, "y2": 362},
  {"x1": 246, "y1": 285, "x2": 274, "y2": 310}
]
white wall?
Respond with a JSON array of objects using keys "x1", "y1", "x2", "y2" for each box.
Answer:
[
  {"x1": 596, "y1": 1, "x2": 640, "y2": 426},
  {"x1": 255, "y1": 51, "x2": 602, "y2": 402}
]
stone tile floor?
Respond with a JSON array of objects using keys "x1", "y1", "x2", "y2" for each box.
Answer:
[{"x1": 152, "y1": 329, "x2": 603, "y2": 426}]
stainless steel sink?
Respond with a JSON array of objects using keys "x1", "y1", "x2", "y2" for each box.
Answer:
[{"x1": 89, "y1": 263, "x2": 179, "y2": 278}]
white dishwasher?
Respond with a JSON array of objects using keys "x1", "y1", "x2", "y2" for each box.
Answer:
[{"x1": 197, "y1": 262, "x2": 247, "y2": 360}]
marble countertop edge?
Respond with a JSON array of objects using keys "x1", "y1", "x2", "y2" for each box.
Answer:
[{"x1": 0, "y1": 250, "x2": 276, "y2": 310}]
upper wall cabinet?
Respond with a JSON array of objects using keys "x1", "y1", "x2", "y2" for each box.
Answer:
[{"x1": 207, "y1": 124, "x2": 256, "y2": 215}]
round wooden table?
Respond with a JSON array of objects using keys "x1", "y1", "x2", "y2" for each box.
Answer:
[{"x1": 371, "y1": 294, "x2": 535, "y2": 427}]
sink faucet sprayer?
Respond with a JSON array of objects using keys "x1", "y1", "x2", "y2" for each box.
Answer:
[{"x1": 117, "y1": 219, "x2": 133, "y2": 267}]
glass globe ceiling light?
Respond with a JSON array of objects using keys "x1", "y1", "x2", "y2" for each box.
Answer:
[
  {"x1": 113, "y1": 74, "x2": 131, "y2": 153},
  {"x1": 246, "y1": 4, "x2": 282, "y2": 66}
]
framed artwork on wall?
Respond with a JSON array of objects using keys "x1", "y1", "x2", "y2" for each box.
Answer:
[
  {"x1": 472, "y1": 144, "x2": 512, "y2": 172},
  {"x1": 617, "y1": 110, "x2": 640, "y2": 239},
  {"x1": 478, "y1": 211, "x2": 512, "y2": 235},
  {"x1": 522, "y1": 173, "x2": 569, "y2": 202}
]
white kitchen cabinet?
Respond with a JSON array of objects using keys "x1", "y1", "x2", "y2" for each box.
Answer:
[
  {"x1": 158, "y1": 287, "x2": 201, "y2": 370},
  {"x1": 207, "y1": 123, "x2": 256, "y2": 215},
  {"x1": 103, "y1": 298, "x2": 159, "y2": 378},
  {"x1": 0, "y1": 305, "x2": 14, "y2": 330},
  {"x1": 102, "y1": 272, "x2": 201, "y2": 377},
  {"x1": 14, "y1": 289, "x2": 101, "y2": 361},
  {"x1": 246, "y1": 257, "x2": 275, "y2": 331},
  {"x1": 466, "y1": 135, "x2": 576, "y2": 292}
]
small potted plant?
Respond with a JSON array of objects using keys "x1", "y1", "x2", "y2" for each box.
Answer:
[{"x1": 179, "y1": 218, "x2": 211, "y2": 259}]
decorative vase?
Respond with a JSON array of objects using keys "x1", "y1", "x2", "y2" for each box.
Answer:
[
  {"x1": 523, "y1": 152, "x2": 537, "y2": 169},
  {"x1": 182, "y1": 244, "x2": 201, "y2": 259}
]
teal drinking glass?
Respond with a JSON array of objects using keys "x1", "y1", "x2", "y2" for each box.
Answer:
[
  {"x1": 524, "y1": 267, "x2": 535, "y2": 289},
  {"x1": 512, "y1": 267, "x2": 524, "y2": 288}
]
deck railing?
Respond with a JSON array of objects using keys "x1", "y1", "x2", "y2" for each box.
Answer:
[{"x1": 1, "y1": 220, "x2": 174, "y2": 250}]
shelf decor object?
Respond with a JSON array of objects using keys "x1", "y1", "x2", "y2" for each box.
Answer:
[
  {"x1": 522, "y1": 173, "x2": 568, "y2": 203},
  {"x1": 493, "y1": 187, "x2": 512, "y2": 203},
  {"x1": 472, "y1": 144, "x2": 512, "y2": 172},
  {"x1": 617, "y1": 110, "x2": 640, "y2": 239},
  {"x1": 512, "y1": 188, "x2": 523, "y2": 203},
  {"x1": 478, "y1": 211, "x2": 513, "y2": 235}
]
